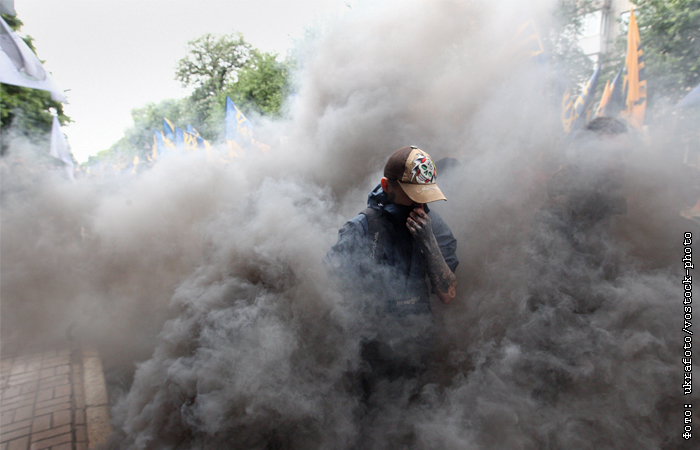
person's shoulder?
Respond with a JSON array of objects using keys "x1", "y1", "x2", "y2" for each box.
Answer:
[
  {"x1": 340, "y1": 212, "x2": 369, "y2": 237},
  {"x1": 427, "y1": 208, "x2": 451, "y2": 233}
]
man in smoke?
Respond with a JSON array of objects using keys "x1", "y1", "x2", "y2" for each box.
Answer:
[{"x1": 325, "y1": 145, "x2": 458, "y2": 405}]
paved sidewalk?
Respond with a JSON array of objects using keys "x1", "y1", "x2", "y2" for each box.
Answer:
[{"x1": 0, "y1": 338, "x2": 111, "y2": 450}]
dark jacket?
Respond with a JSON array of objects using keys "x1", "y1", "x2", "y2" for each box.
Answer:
[{"x1": 325, "y1": 185, "x2": 458, "y2": 316}]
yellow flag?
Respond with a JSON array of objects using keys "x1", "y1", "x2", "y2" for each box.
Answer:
[
  {"x1": 514, "y1": 19, "x2": 544, "y2": 59},
  {"x1": 151, "y1": 134, "x2": 158, "y2": 161},
  {"x1": 596, "y1": 80, "x2": 612, "y2": 117},
  {"x1": 621, "y1": 8, "x2": 646, "y2": 129}
]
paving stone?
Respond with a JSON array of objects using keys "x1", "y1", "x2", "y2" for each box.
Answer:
[
  {"x1": 52, "y1": 386, "x2": 69, "y2": 401},
  {"x1": 29, "y1": 425, "x2": 70, "y2": 443},
  {"x1": 39, "y1": 359, "x2": 68, "y2": 370},
  {"x1": 33, "y1": 397, "x2": 69, "y2": 412},
  {"x1": 85, "y1": 406, "x2": 111, "y2": 448},
  {"x1": 51, "y1": 411, "x2": 70, "y2": 429},
  {"x1": 50, "y1": 443, "x2": 71, "y2": 450},
  {"x1": 36, "y1": 370, "x2": 53, "y2": 381},
  {"x1": 74, "y1": 425, "x2": 86, "y2": 443},
  {"x1": 18, "y1": 382, "x2": 38, "y2": 395},
  {"x1": 7, "y1": 375, "x2": 38, "y2": 386},
  {"x1": 9, "y1": 365, "x2": 26, "y2": 376},
  {"x1": 37, "y1": 378, "x2": 68, "y2": 391},
  {"x1": 24, "y1": 360, "x2": 40, "y2": 371},
  {"x1": 40, "y1": 351, "x2": 56, "y2": 360},
  {"x1": 2, "y1": 341, "x2": 109, "y2": 450},
  {"x1": 34, "y1": 390, "x2": 52, "y2": 404},
  {"x1": 12, "y1": 406, "x2": 33, "y2": 423},
  {"x1": 11, "y1": 356, "x2": 31, "y2": 363},
  {"x1": 1, "y1": 394, "x2": 35, "y2": 408},
  {"x1": 51, "y1": 366, "x2": 68, "y2": 377},
  {"x1": 31, "y1": 403, "x2": 69, "y2": 418},
  {"x1": 72, "y1": 381, "x2": 83, "y2": 397},
  {"x1": 2, "y1": 397, "x2": 35, "y2": 412},
  {"x1": 6, "y1": 435, "x2": 28, "y2": 450},
  {"x1": 30, "y1": 415, "x2": 51, "y2": 434},
  {"x1": 0, "y1": 411, "x2": 14, "y2": 425},
  {"x1": 1, "y1": 386, "x2": 21, "y2": 399},
  {"x1": 28, "y1": 432, "x2": 71, "y2": 450},
  {"x1": 0, "y1": 426, "x2": 30, "y2": 443},
  {"x1": 82, "y1": 357, "x2": 108, "y2": 407},
  {"x1": 0, "y1": 419, "x2": 32, "y2": 435},
  {"x1": 73, "y1": 394, "x2": 84, "y2": 411}
]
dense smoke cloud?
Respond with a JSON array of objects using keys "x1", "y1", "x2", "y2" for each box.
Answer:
[{"x1": 1, "y1": 0, "x2": 696, "y2": 448}]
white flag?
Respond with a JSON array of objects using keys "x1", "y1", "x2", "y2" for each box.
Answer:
[
  {"x1": 0, "y1": 15, "x2": 66, "y2": 102},
  {"x1": 49, "y1": 115, "x2": 75, "y2": 181}
]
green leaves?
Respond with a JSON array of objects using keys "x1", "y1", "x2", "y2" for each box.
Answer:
[
  {"x1": 95, "y1": 31, "x2": 292, "y2": 164},
  {"x1": 175, "y1": 32, "x2": 253, "y2": 99},
  {"x1": 225, "y1": 50, "x2": 290, "y2": 118},
  {"x1": 0, "y1": 14, "x2": 69, "y2": 155},
  {"x1": 632, "y1": 0, "x2": 700, "y2": 103}
]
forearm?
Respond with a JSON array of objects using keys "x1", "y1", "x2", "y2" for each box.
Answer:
[
  {"x1": 420, "y1": 235, "x2": 457, "y2": 304},
  {"x1": 407, "y1": 206, "x2": 457, "y2": 303}
]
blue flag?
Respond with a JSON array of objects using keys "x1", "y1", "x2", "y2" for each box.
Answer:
[
  {"x1": 175, "y1": 127, "x2": 185, "y2": 148},
  {"x1": 225, "y1": 96, "x2": 270, "y2": 156},
  {"x1": 153, "y1": 130, "x2": 165, "y2": 158},
  {"x1": 573, "y1": 64, "x2": 602, "y2": 121},
  {"x1": 607, "y1": 66, "x2": 625, "y2": 117},
  {"x1": 563, "y1": 64, "x2": 602, "y2": 135},
  {"x1": 183, "y1": 130, "x2": 200, "y2": 152},
  {"x1": 225, "y1": 97, "x2": 254, "y2": 142},
  {"x1": 163, "y1": 118, "x2": 176, "y2": 141}
]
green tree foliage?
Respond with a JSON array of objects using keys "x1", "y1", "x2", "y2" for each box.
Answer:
[
  {"x1": 175, "y1": 32, "x2": 252, "y2": 100},
  {"x1": 176, "y1": 32, "x2": 291, "y2": 118},
  {"x1": 601, "y1": 1, "x2": 700, "y2": 111},
  {"x1": 546, "y1": 0, "x2": 597, "y2": 87},
  {"x1": 0, "y1": 13, "x2": 69, "y2": 155},
  {"x1": 632, "y1": 0, "x2": 700, "y2": 103},
  {"x1": 98, "y1": 32, "x2": 291, "y2": 164},
  {"x1": 225, "y1": 50, "x2": 290, "y2": 118}
]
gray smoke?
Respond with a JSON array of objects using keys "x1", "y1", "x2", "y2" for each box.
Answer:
[{"x1": 1, "y1": 0, "x2": 696, "y2": 448}]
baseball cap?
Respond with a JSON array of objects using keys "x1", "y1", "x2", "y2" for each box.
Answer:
[{"x1": 384, "y1": 146, "x2": 447, "y2": 203}]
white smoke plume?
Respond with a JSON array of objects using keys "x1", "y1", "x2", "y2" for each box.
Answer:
[{"x1": 1, "y1": 0, "x2": 696, "y2": 448}]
